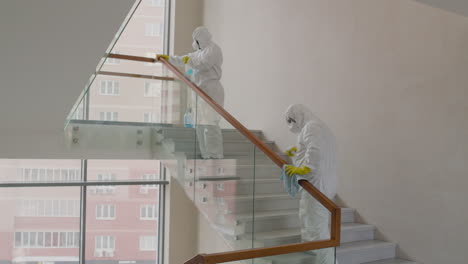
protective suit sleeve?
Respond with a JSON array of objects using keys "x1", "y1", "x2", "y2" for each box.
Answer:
[
  {"x1": 300, "y1": 122, "x2": 322, "y2": 182},
  {"x1": 187, "y1": 46, "x2": 220, "y2": 71},
  {"x1": 169, "y1": 52, "x2": 196, "y2": 67}
]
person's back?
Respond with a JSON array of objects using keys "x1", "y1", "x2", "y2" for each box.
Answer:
[
  {"x1": 189, "y1": 41, "x2": 223, "y2": 87},
  {"x1": 284, "y1": 104, "x2": 337, "y2": 263}
]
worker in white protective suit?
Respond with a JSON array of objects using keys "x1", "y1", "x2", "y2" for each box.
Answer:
[
  {"x1": 157, "y1": 27, "x2": 224, "y2": 159},
  {"x1": 283, "y1": 104, "x2": 337, "y2": 264}
]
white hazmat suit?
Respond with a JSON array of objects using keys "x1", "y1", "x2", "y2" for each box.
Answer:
[
  {"x1": 285, "y1": 104, "x2": 337, "y2": 264},
  {"x1": 169, "y1": 27, "x2": 224, "y2": 159}
]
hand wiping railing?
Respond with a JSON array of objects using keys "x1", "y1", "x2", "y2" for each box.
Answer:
[{"x1": 68, "y1": 52, "x2": 341, "y2": 264}]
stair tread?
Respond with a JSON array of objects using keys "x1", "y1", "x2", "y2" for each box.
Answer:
[
  {"x1": 234, "y1": 209, "x2": 299, "y2": 220},
  {"x1": 363, "y1": 258, "x2": 419, "y2": 264},
  {"x1": 232, "y1": 207, "x2": 354, "y2": 221},
  {"x1": 243, "y1": 223, "x2": 374, "y2": 239},
  {"x1": 249, "y1": 228, "x2": 301, "y2": 240},
  {"x1": 342, "y1": 222, "x2": 375, "y2": 231},
  {"x1": 237, "y1": 178, "x2": 281, "y2": 183},
  {"x1": 225, "y1": 193, "x2": 294, "y2": 201},
  {"x1": 262, "y1": 252, "x2": 315, "y2": 262},
  {"x1": 337, "y1": 240, "x2": 396, "y2": 253}
]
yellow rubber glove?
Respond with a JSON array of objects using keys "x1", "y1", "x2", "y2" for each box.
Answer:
[
  {"x1": 182, "y1": 56, "x2": 190, "y2": 64},
  {"x1": 285, "y1": 165, "x2": 311, "y2": 177},
  {"x1": 285, "y1": 146, "x2": 297, "y2": 157},
  {"x1": 156, "y1": 54, "x2": 169, "y2": 60}
]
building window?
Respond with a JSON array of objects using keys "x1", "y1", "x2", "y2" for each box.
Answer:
[
  {"x1": 140, "y1": 174, "x2": 158, "y2": 193},
  {"x1": 216, "y1": 183, "x2": 224, "y2": 191},
  {"x1": 96, "y1": 204, "x2": 116, "y2": 220},
  {"x1": 144, "y1": 81, "x2": 161, "y2": 97},
  {"x1": 22, "y1": 168, "x2": 80, "y2": 182},
  {"x1": 14, "y1": 231, "x2": 79, "y2": 248},
  {"x1": 90, "y1": 173, "x2": 116, "y2": 195},
  {"x1": 99, "y1": 112, "x2": 119, "y2": 121},
  {"x1": 100, "y1": 80, "x2": 120, "y2": 96},
  {"x1": 145, "y1": 23, "x2": 163, "y2": 37},
  {"x1": 95, "y1": 236, "x2": 115, "y2": 257},
  {"x1": 139, "y1": 236, "x2": 157, "y2": 251},
  {"x1": 148, "y1": 0, "x2": 163, "y2": 7},
  {"x1": 19, "y1": 199, "x2": 80, "y2": 217},
  {"x1": 140, "y1": 204, "x2": 157, "y2": 220},
  {"x1": 143, "y1": 112, "x2": 155, "y2": 123}
]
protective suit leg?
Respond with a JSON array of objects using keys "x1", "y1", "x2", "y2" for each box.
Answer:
[
  {"x1": 196, "y1": 125, "x2": 224, "y2": 159},
  {"x1": 300, "y1": 192, "x2": 334, "y2": 264},
  {"x1": 195, "y1": 80, "x2": 225, "y2": 159}
]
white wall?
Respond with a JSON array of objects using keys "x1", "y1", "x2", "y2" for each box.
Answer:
[{"x1": 202, "y1": 0, "x2": 468, "y2": 263}]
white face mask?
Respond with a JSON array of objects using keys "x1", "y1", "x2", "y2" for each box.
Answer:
[
  {"x1": 287, "y1": 116, "x2": 302, "y2": 134},
  {"x1": 192, "y1": 40, "x2": 200, "y2": 51},
  {"x1": 288, "y1": 122, "x2": 302, "y2": 134}
]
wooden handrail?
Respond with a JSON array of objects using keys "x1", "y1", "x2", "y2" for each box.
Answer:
[
  {"x1": 107, "y1": 53, "x2": 341, "y2": 264},
  {"x1": 98, "y1": 71, "x2": 175, "y2": 81}
]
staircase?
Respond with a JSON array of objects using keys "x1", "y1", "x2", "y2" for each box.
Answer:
[
  {"x1": 66, "y1": 51, "x2": 418, "y2": 263},
  {"x1": 164, "y1": 128, "x2": 419, "y2": 264}
]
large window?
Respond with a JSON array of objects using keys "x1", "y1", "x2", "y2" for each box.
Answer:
[
  {"x1": 83, "y1": 0, "x2": 170, "y2": 125},
  {"x1": 0, "y1": 159, "x2": 166, "y2": 264}
]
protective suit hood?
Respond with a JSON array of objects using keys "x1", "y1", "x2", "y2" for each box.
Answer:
[
  {"x1": 285, "y1": 104, "x2": 317, "y2": 134},
  {"x1": 192, "y1": 26, "x2": 212, "y2": 49}
]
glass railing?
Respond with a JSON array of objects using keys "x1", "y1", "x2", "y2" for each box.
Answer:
[{"x1": 65, "y1": 56, "x2": 339, "y2": 264}]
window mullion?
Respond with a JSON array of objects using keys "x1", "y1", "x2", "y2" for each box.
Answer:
[{"x1": 79, "y1": 160, "x2": 87, "y2": 264}]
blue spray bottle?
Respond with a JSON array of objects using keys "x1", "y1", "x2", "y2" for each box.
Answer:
[{"x1": 184, "y1": 108, "x2": 193, "y2": 128}]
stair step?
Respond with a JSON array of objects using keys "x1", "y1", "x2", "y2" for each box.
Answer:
[
  {"x1": 235, "y1": 178, "x2": 284, "y2": 195},
  {"x1": 236, "y1": 222, "x2": 374, "y2": 244},
  {"x1": 261, "y1": 252, "x2": 315, "y2": 264},
  {"x1": 223, "y1": 193, "x2": 300, "y2": 213},
  {"x1": 341, "y1": 223, "x2": 375, "y2": 243},
  {"x1": 341, "y1": 208, "x2": 356, "y2": 223},
  {"x1": 337, "y1": 240, "x2": 396, "y2": 264},
  {"x1": 363, "y1": 259, "x2": 419, "y2": 264}
]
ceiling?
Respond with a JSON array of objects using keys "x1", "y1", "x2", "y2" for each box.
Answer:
[{"x1": 414, "y1": 0, "x2": 468, "y2": 17}]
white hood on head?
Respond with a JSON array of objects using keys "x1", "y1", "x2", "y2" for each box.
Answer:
[
  {"x1": 192, "y1": 26, "x2": 212, "y2": 49},
  {"x1": 285, "y1": 104, "x2": 317, "y2": 133}
]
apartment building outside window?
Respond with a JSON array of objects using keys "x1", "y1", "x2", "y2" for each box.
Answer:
[
  {"x1": 143, "y1": 112, "x2": 155, "y2": 123},
  {"x1": 100, "y1": 80, "x2": 120, "y2": 96},
  {"x1": 96, "y1": 204, "x2": 116, "y2": 220},
  {"x1": 145, "y1": 23, "x2": 163, "y2": 37},
  {"x1": 22, "y1": 168, "x2": 80, "y2": 182},
  {"x1": 19, "y1": 199, "x2": 80, "y2": 217},
  {"x1": 95, "y1": 235, "x2": 115, "y2": 256},
  {"x1": 140, "y1": 173, "x2": 158, "y2": 193},
  {"x1": 144, "y1": 81, "x2": 161, "y2": 97},
  {"x1": 0, "y1": 159, "x2": 165, "y2": 264},
  {"x1": 140, "y1": 204, "x2": 157, "y2": 220},
  {"x1": 139, "y1": 236, "x2": 157, "y2": 251},
  {"x1": 15, "y1": 231, "x2": 79, "y2": 248},
  {"x1": 148, "y1": 0, "x2": 163, "y2": 7},
  {"x1": 100, "y1": 112, "x2": 119, "y2": 121},
  {"x1": 91, "y1": 173, "x2": 116, "y2": 194}
]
